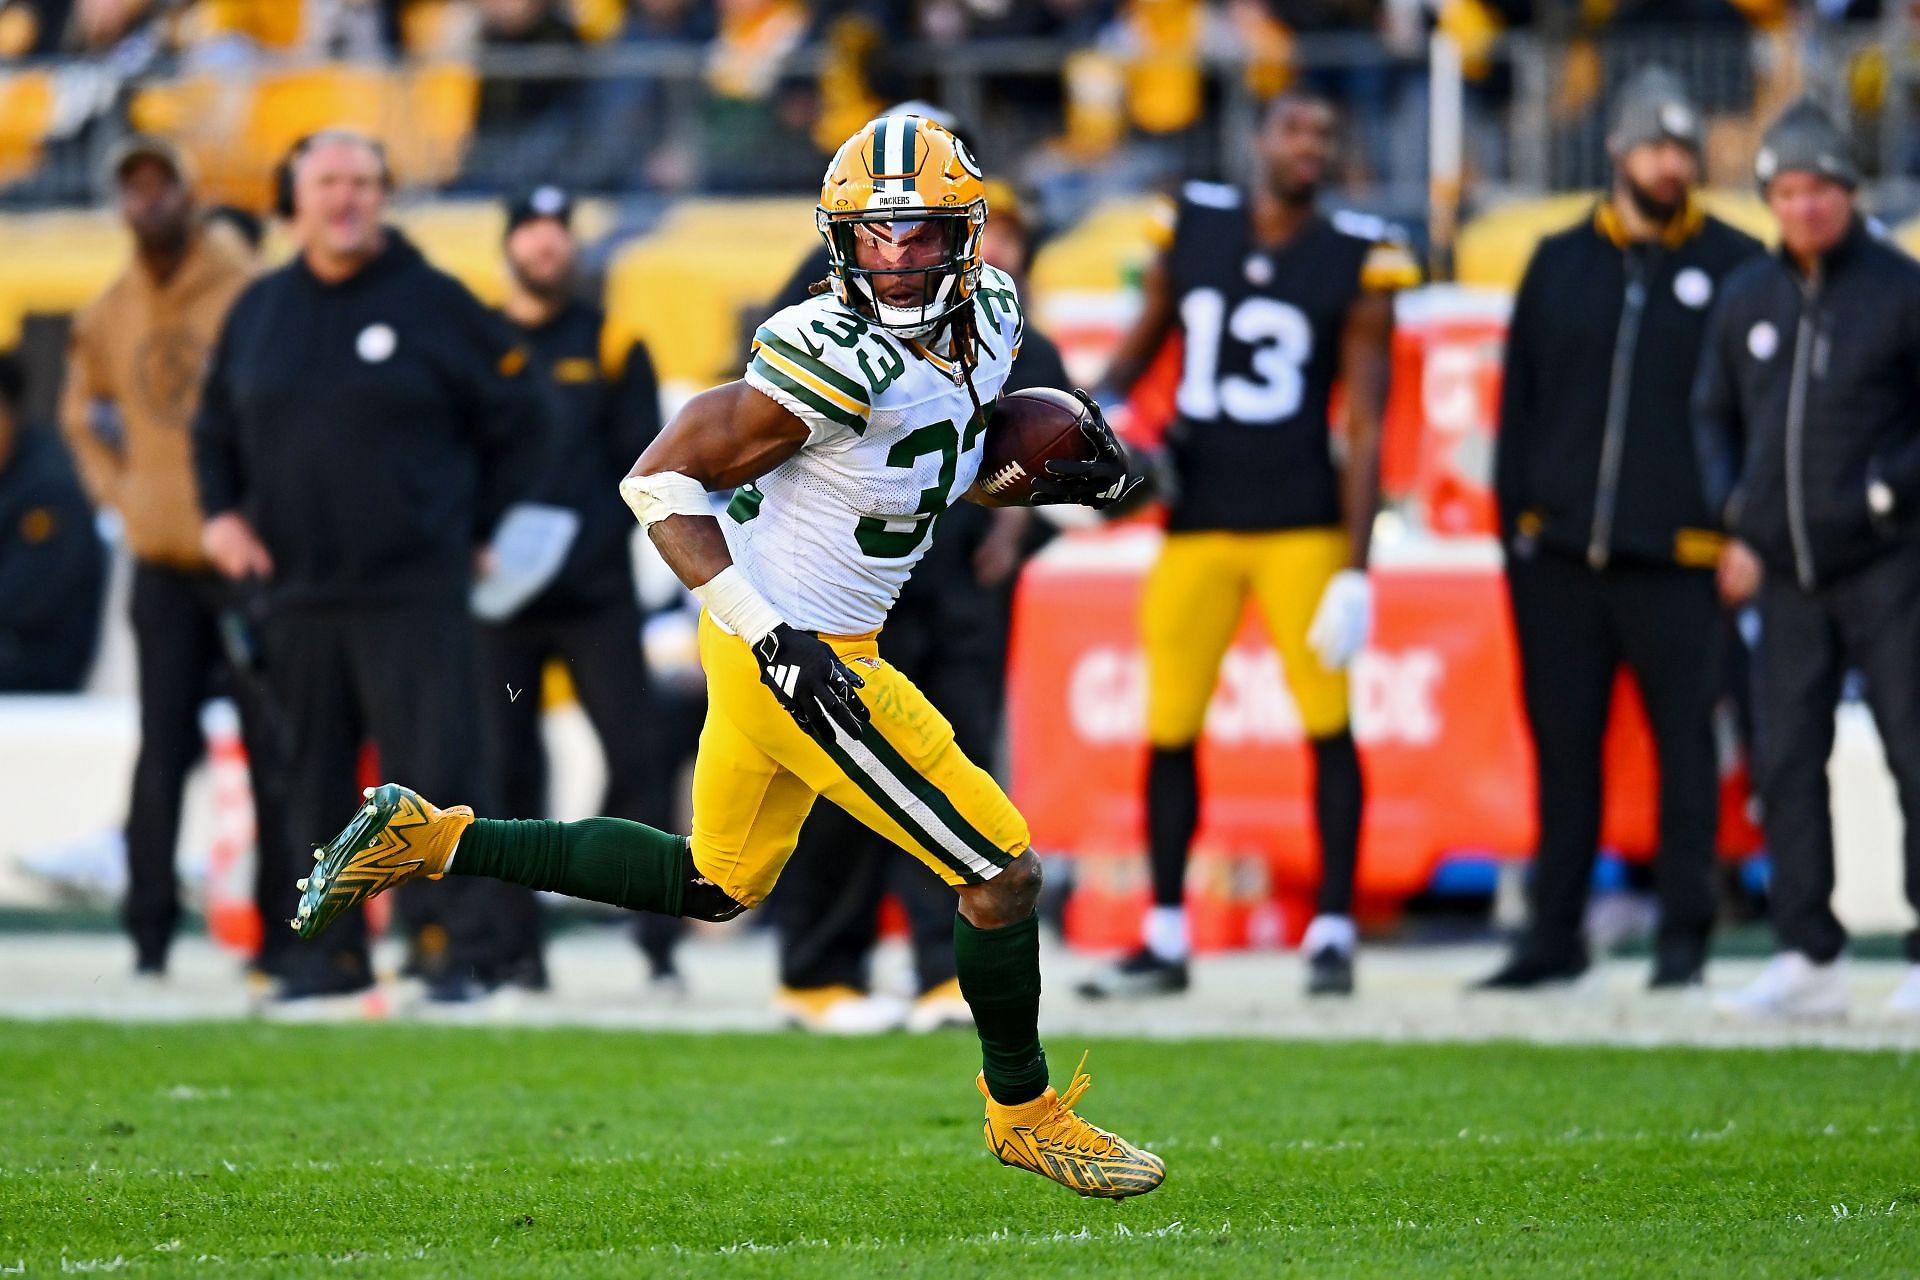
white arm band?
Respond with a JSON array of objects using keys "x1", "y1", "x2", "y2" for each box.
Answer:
[
  {"x1": 620, "y1": 470, "x2": 711, "y2": 530},
  {"x1": 620, "y1": 473, "x2": 783, "y2": 643},
  {"x1": 693, "y1": 566, "x2": 784, "y2": 647}
]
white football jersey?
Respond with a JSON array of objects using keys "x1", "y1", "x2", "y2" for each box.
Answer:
[{"x1": 731, "y1": 263, "x2": 1026, "y2": 634}]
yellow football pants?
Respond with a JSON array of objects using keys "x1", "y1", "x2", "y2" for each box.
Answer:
[
  {"x1": 1142, "y1": 527, "x2": 1352, "y2": 746},
  {"x1": 687, "y1": 612, "x2": 1029, "y2": 908}
]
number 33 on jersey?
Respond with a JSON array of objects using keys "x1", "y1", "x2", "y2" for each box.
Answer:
[{"x1": 731, "y1": 262, "x2": 1025, "y2": 636}]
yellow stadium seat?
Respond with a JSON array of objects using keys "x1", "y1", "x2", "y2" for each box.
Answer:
[
  {"x1": 1030, "y1": 196, "x2": 1168, "y2": 296},
  {"x1": 0, "y1": 210, "x2": 133, "y2": 349},
  {"x1": 399, "y1": 0, "x2": 464, "y2": 54},
  {"x1": 130, "y1": 63, "x2": 476, "y2": 209},
  {"x1": 190, "y1": 0, "x2": 306, "y2": 49},
  {"x1": 0, "y1": 70, "x2": 55, "y2": 186},
  {"x1": 240, "y1": 64, "x2": 390, "y2": 166},
  {"x1": 603, "y1": 199, "x2": 819, "y2": 391},
  {"x1": 1455, "y1": 190, "x2": 1778, "y2": 289},
  {"x1": 130, "y1": 67, "x2": 389, "y2": 209},
  {"x1": 574, "y1": 0, "x2": 627, "y2": 43},
  {"x1": 393, "y1": 62, "x2": 478, "y2": 188}
]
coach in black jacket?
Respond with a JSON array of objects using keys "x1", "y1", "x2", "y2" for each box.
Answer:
[
  {"x1": 474, "y1": 185, "x2": 678, "y2": 994},
  {"x1": 1487, "y1": 70, "x2": 1765, "y2": 990},
  {"x1": 195, "y1": 131, "x2": 545, "y2": 1001},
  {"x1": 1696, "y1": 101, "x2": 1920, "y2": 1020}
]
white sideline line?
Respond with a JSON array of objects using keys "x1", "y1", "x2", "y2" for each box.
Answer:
[{"x1": 3, "y1": 932, "x2": 1919, "y2": 1051}]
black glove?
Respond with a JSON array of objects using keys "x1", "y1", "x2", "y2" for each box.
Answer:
[
  {"x1": 1027, "y1": 389, "x2": 1145, "y2": 510},
  {"x1": 753, "y1": 623, "x2": 871, "y2": 745}
]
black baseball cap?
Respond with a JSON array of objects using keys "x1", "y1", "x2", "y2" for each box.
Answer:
[{"x1": 505, "y1": 184, "x2": 573, "y2": 234}]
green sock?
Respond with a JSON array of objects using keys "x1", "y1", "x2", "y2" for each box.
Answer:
[
  {"x1": 954, "y1": 912, "x2": 1048, "y2": 1105},
  {"x1": 452, "y1": 818, "x2": 688, "y2": 916}
]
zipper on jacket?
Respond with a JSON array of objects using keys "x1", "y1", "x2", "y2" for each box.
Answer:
[
  {"x1": 1587, "y1": 250, "x2": 1649, "y2": 569},
  {"x1": 1784, "y1": 271, "x2": 1820, "y2": 590}
]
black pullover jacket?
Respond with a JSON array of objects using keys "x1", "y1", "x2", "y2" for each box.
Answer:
[
  {"x1": 194, "y1": 231, "x2": 546, "y2": 609},
  {"x1": 504, "y1": 300, "x2": 660, "y2": 613},
  {"x1": 1695, "y1": 218, "x2": 1920, "y2": 590},
  {"x1": 1496, "y1": 200, "x2": 1765, "y2": 570}
]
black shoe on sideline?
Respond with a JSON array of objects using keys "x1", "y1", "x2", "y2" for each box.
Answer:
[
  {"x1": 1076, "y1": 947, "x2": 1189, "y2": 999},
  {"x1": 490, "y1": 954, "x2": 550, "y2": 994},
  {"x1": 1305, "y1": 945, "x2": 1354, "y2": 997},
  {"x1": 276, "y1": 953, "x2": 375, "y2": 1002},
  {"x1": 1650, "y1": 938, "x2": 1708, "y2": 990},
  {"x1": 1474, "y1": 950, "x2": 1588, "y2": 991},
  {"x1": 427, "y1": 971, "x2": 479, "y2": 1004}
]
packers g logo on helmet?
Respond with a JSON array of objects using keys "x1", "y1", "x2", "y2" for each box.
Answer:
[{"x1": 816, "y1": 114, "x2": 989, "y2": 340}]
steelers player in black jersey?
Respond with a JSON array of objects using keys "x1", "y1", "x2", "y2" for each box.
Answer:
[{"x1": 1079, "y1": 91, "x2": 1419, "y2": 1000}]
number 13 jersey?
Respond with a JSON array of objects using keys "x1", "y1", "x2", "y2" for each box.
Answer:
[
  {"x1": 731, "y1": 263, "x2": 1023, "y2": 635},
  {"x1": 1163, "y1": 181, "x2": 1418, "y2": 533}
]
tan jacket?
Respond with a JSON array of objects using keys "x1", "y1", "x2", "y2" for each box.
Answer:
[{"x1": 60, "y1": 228, "x2": 253, "y2": 569}]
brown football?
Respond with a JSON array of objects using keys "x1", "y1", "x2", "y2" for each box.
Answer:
[{"x1": 973, "y1": 387, "x2": 1093, "y2": 508}]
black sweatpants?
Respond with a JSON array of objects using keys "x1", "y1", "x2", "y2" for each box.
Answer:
[
  {"x1": 773, "y1": 596, "x2": 1007, "y2": 995},
  {"x1": 1506, "y1": 548, "x2": 1722, "y2": 964},
  {"x1": 1754, "y1": 541, "x2": 1920, "y2": 964},
  {"x1": 124, "y1": 564, "x2": 294, "y2": 973},
  {"x1": 263, "y1": 603, "x2": 491, "y2": 987},
  {"x1": 475, "y1": 598, "x2": 681, "y2": 981}
]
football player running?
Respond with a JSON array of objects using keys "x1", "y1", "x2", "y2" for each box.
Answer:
[
  {"x1": 1079, "y1": 90, "x2": 1418, "y2": 1001},
  {"x1": 289, "y1": 115, "x2": 1161, "y2": 1199}
]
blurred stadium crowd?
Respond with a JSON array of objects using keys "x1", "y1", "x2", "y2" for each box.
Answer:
[
  {"x1": 0, "y1": 0, "x2": 1909, "y2": 211},
  {"x1": 3, "y1": 0, "x2": 1920, "y2": 1030}
]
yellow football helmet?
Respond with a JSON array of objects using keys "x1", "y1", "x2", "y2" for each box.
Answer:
[{"x1": 817, "y1": 113, "x2": 988, "y2": 340}]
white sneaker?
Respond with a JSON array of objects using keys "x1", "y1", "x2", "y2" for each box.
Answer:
[
  {"x1": 1885, "y1": 965, "x2": 1920, "y2": 1018},
  {"x1": 1300, "y1": 915, "x2": 1356, "y2": 956},
  {"x1": 773, "y1": 985, "x2": 906, "y2": 1035},
  {"x1": 1713, "y1": 952, "x2": 1848, "y2": 1021}
]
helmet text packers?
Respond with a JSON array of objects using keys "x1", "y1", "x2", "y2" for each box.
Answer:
[{"x1": 816, "y1": 114, "x2": 988, "y2": 340}]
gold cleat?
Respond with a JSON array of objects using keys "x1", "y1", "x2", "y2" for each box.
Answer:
[
  {"x1": 977, "y1": 1052, "x2": 1166, "y2": 1199},
  {"x1": 291, "y1": 783, "x2": 473, "y2": 940}
]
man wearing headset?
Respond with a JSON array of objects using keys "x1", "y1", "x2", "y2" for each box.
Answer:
[{"x1": 193, "y1": 130, "x2": 548, "y2": 1003}]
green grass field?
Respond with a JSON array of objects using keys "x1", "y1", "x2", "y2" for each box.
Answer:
[{"x1": 3, "y1": 1023, "x2": 1918, "y2": 1277}]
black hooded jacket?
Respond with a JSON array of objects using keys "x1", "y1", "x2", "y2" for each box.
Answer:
[
  {"x1": 1694, "y1": 219, "x2": 1920, "y2": 590},
  {"x1": 194, "y1": 231, "x2": 546, "y2": 608},
  {"x1": 1495, "y1": 201, "x2": 1764, "y2": 569}
]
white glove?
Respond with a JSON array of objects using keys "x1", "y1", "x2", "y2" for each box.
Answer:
[{"x1": 1306, "y1": 569, "x2": 1372, "y2": 671}]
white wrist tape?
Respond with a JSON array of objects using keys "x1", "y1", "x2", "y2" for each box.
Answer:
[
  {"x1": 694, "y1": 565, "x2": 784, "y2": 647},
  {"x1": 620, "y1": 470, "x2": 711, "y2": 529}
]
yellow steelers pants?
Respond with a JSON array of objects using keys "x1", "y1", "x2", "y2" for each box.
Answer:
[
  {"x1": 1142, "y1": 527, "x2": 1352, "y2": 746},
  {"x1": 687, "y1": 612, "x2": 1029, "y2": 908}
]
